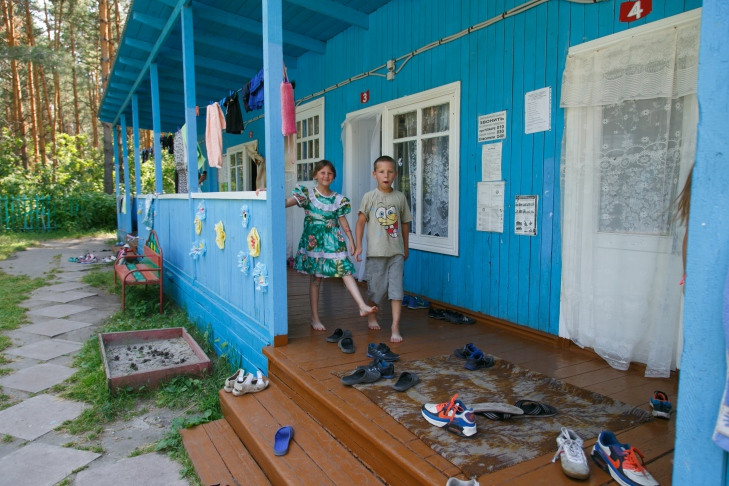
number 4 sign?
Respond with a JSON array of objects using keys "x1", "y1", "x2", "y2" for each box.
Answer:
[{"x1": 619, "y1": 0, "x2": 652, "y2": 22}]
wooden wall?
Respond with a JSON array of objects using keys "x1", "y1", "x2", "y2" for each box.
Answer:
[{"x1": 239, "y1": 0, "x2": 701, "y2": 336}]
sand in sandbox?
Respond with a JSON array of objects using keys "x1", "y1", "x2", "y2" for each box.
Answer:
[{"x1": 105, "y1": 337, "x2": 204, "y2": 378}]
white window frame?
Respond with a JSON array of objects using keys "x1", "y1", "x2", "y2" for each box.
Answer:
[
  {"x1": 381, "y1": 82, "x2": 460, "y2": 256},
  {"x1": 221, "y1": 140, "x2": 258, "y2": 192},
  {"x1": 296, "y1": 98, "x2": 325, "y2": 183}
]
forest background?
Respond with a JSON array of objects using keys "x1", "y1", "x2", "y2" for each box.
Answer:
[{"x1": 1, "y1": 0, "x2": 175, "y2": 230}]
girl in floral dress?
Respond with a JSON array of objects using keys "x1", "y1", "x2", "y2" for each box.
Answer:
[{"x1": 285, "y1": 160, "x2": 377, "y2": 331}]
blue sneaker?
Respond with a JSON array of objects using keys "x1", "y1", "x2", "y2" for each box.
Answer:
[
  {"x1": 357, "y1": 358, "x2": 395, "y2": 379},
  {"x1": 649, "y1": 391, "x2": 671, "y2": 419},
  {"x1": 464, "y1": 350, "x2": 494, "y2": 370},
  {"x1": 591, "y1": 430, "x2": 658, "y2": 486},
  {"x1": 408, "y1": 296, "x2": 430, "y2": 309},
  {"x1": 402, "y1": 295, "x2": 414, "y2": 307},
  {"x1": 367, "y1": 342, "x2": 400, "y2": 361},
  {"x1": 421, "y1": 394, "x2": 477, "y2": 437}
]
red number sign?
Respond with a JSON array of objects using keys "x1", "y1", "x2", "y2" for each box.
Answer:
[
  {"x1": 619, "y1": 0, "x2": 652, "y2": 22},
  {"x1": 360, "y1": 90, "x2": 370, "y2": 104}
]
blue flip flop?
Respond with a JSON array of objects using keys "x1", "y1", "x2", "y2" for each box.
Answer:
[{"x1": 274, "y1": 425, "x2": 294, "y2": 456}]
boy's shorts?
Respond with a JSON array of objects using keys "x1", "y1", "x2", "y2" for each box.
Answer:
[{"x1": 365, "y1": 255, "x2": 404, "y2": 304}]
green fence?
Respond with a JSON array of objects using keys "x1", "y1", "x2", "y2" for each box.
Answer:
[{"x1": 0, "y1": 194, "x2": 116, "y2": 232}]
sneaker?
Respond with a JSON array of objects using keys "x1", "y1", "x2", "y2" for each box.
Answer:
[
  {"x1": 367, "y1": 342, "x2": 400, "y2": 362},
  {"x1": 591, "y1": 430, "x2": 658, "y2": 486},
  {"x1": 402, "y1": 295, "x2": 414, "y2": 307},
  {"x1": 421, "y1": 394, "x2": 477, "y2": 437},
  {"x1": 464, "y1": 350, "x2": 494, "y2": 370},
  {"x1": 453, "y1": 343, "x2": 479, "y2": 359},
  {"x1": 552, "y1": 427, "x2": 590, "y2": 480},
  {"x1": 357, "y1": 358, "x2": 395, "y2": 379},
  {"x1": 428, "y1": 307, "x2": 446, "y2": 320},
  {"x1": 408, "y1": 296, "x2": 430, "y2": 309},
  {"x1": 650, "y1": 391, "x2": 671, "y2": 419}
]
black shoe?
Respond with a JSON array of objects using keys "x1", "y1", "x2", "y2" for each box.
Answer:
[
  {"x1": 367, "y1": 342, "x2": 400, "y2": 361},
  {"x1": 357, "y1": 358, "x2": 395, "y2": 379},
  {"x1": 444, "y1": 310, "x2": 476, "y2": 325},
  {"x1": 465, "y1": 350, "x2": 494, "y2": 370},
  {"x1": 428, "y1": 307, "x2": 446, "y2": 319}
]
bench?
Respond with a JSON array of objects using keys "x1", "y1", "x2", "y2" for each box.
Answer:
[{"x1": 114, "y1": 230, "x2": 164, "y2": 313}]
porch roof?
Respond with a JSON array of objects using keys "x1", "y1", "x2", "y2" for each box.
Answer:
[{"x1": 99, "y1": 0, "x2": 391, "y2": 132}]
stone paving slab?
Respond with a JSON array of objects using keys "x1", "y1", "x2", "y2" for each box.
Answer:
[
  {"x1": 0, "y1": 394, "x2": 87, "y2": 440},
  {"x1": 34, "y1": 290, "x2": 98, "y2": 303},
  {"x1": 0, "y1": 363, "x2": 76, "y2": 393},
  {"x1": 28, "y1": 303, "x2": 92, "y2": 318},
  {"x1": 6, "y1": 338, "x2": 82, "y2": 360},
  {"x1": 44, "y1": 281, "x2": 88, "y2": 292},
  {"x1": 20, "y1": 318, "x2": 93, "y2": 337},
  {"x1": 74, "y1": 452, "x2": 188, "y2": 486},
  {"x1": 0, "y1": 442, "x2": 100, "y2": 486}
]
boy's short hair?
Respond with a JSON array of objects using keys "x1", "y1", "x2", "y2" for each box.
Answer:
[{"x1": 373, "y1": 155, "x2": 396, "y2": 171}]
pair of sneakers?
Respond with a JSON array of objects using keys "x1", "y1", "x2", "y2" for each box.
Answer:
[
  {"x1": 421, "y1": 394, "x2": 477, "y2": 438},
  {"x1": 402, "y1": 294, "x2": 429, "y2": 309},
  {"x1": 367, "y1": 342, "x2": 400, "y2": 361},
  {"x1": 453, "y1": 343, "x2": 494, "y2": 370}
]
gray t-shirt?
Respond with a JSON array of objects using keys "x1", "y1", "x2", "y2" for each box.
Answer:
[{"x1": 358, "y1": 188, "x2": 413, "y2": 257}]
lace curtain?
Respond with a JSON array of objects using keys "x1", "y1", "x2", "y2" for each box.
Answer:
[{"x1": 559, "y1": 13, "x2": 699, "y2": 377}]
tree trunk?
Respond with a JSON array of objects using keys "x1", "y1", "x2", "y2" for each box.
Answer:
[
  {"x1": 2, "y1": 0, "x2": 29, "y2": 168},
  {"x1": 23, "y1": 0, "x2": 39, "y2": 162},
  {"x1": 100, "y1": 0, "x2": 114, "y2": 194},
  {"x1": 69, "y1": 1, "x2": 80, "y2": 137}
]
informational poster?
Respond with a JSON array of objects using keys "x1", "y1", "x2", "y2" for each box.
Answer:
[
  {"x1": 478, "y1": 111, "x2": 507, "y2": 143},
  {"x1": 524, "y1": 87, "x2": 551, "y2": 134},
  {"x1": 477, "y1": 181, "x2": 505, "y2": 233},
  {"x1": 515, "y1": 195, "x2": 538, "y2": 236},
  {"x1": 481, "y1": 142, "x2": 502, "y2": 181}
]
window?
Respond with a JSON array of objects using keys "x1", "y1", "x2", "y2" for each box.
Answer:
[
  {"x1": 382, "y1": 82, "x2": 460, "y2": 255},
  {"x1": 220, "y1": 141, "x2": 258, "y2": 191},
  {"x1": 295, "y1": 98, "x2": 324, "y2": 182}
]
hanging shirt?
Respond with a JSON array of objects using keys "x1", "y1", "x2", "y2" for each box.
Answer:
[
  {"x1": 205, "y1": 102, "x2": 226, "y2": 168},
  {"x1": 224, "y1": 92, "x2": 244, "y2": 134},
  {"x1": 248, "y1": 68, "x2": 265, "y2": 111}
]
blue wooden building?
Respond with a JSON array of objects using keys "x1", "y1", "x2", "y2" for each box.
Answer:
[{"x1": 100, "y1": 0, "x2": 729, "y2": 482}]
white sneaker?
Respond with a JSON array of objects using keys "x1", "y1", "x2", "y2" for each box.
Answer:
[{"x1": 552, "y1": 427, "x2": 590, "y2": 480}]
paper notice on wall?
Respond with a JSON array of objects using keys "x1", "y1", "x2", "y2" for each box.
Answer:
[
  {"x1": 515, "y1": 195, "x2": 538, "y2": 236},
  {"x1": 477, "y1": 181, "x2": 505, "y2": 233},
  {"x1": 524, "y1": 87, "x2": 551, "y2": 134},
  {"x1": 481, "y1": 142, "x2": 502, "y2": 181},
  {"x1": 478, "y1": 111, "x2": 507, "y2": 142}
]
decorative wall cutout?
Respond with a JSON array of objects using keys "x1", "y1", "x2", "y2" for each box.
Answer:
[
  {"x1": 215, "y1": 221, "x2": 226, "y2": 249},
  {"x1": 194, "y1": 216, "x2": 202, "y2": 235},
  {"x1": 248, "y1": 227, "x2": 261, "y2": 257},
  {"x1": 240, "y1": 204, "x2": 250, "y2": 228},
  {"x1": 237, "y1": 250, "x2": 251, "y2": 275},
  {"x1": 196, "y1": 200, "x2": 207, "y2": 220},
  {"x1": 251, "y1": 262, "x2": 268, "y2": 292},
  {"x1": 189, "y1": 239, "x2": 206, "y2": 260}
]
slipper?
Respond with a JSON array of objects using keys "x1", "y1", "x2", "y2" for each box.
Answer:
[
  {"x1": 513, "y1": 399, "x2": 557, "y2": 417},
  {"x1": 341, "y1": 367, "x2": 381, "y2": 386},
  {"x1": 392, "y1": 371, "x2": 419, "y2": 392},
  {"x1": 338, "y1": 336, "x2": 355, "y2": 354},
  {"x1": 471, "y1": 402, "x2": 524, "y2": 420},
  {"x1": 274, "y1": 425, "x2": 294, "y2": 456}
]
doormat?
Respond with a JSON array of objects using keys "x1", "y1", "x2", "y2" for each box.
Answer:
[{"x1": 345, "y1": 354, "x2": 651, "y2": 477}]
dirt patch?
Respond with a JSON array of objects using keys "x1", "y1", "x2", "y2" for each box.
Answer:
[{"x1": 106, "y1": 337, "x2": 204, "y2": 377}]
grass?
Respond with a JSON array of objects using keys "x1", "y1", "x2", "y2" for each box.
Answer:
[{"x1": 0, "y1": 232, "x2": 230, "y2": 484}]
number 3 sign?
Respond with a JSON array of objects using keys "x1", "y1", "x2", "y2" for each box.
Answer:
[{"x1": 619, "y1": 0, "x2": 652, "y2": 22}]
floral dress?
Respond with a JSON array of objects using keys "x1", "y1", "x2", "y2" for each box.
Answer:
[{"x1": 292, "y1": 185, "x2": 355, "y2": 278}]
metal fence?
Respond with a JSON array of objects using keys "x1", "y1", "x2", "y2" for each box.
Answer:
[{"x1": 0, "y1": 194, "x2": 115, "y2": 231}]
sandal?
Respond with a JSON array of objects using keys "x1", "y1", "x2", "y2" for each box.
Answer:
[
  {"x1": 471, "y1": 402, "x2": 524, "y2": 421},
  {"x1": 513, "y1": 399, "x2": 557, "y2": 417}
]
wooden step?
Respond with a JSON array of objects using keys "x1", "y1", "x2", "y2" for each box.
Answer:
[
  {"x1": 180, "y1": 419, "x2": 271, "y2": 486},
  {"x1": 219, "y1": 383, "x2": 385, "y2": 486},
  {"x1": 264, "y1": 346, "x2": 450, "y2": 486}
]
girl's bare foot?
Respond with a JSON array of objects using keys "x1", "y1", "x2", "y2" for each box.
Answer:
[
  {"x1": 359, "y1": 304, "x2": 377, "y2": 317},
  {"x1": 368, "y1": 316, "x2": 381, "y2": 330},
  {"x1": 310, "y1": 322, "x2": 326, "y2": 331},
  {"x1": 390, "y1": 332, "x2": 403, "y2": 343}
]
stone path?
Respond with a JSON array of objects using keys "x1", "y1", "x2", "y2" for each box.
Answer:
[{"x1": 0, "y1": 237, "x2": 189, "y2": 486}]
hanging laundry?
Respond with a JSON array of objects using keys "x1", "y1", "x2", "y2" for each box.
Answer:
[
  {"x1": 224, "y1": 92, "x2": 244, "y2": 134},
  {"x1": 242, "y1": 81, "x2": 252, "y2": 112},
  {"x1": 174, "y1": 128, "x2": 188, "y2": 193},
  {"x1": 205, "y1": 102, "x2": 226, "y2": 168},
  {"x1": 281, "y1": 75, "x2": 296, "y2": 136},
  {"x1": 248, "y1": 68, "x2": 265, "y2": 111}
]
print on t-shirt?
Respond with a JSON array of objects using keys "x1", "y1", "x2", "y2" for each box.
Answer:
[{"x1": 376, "y1": 205, "x2": 399, "y2": 238}]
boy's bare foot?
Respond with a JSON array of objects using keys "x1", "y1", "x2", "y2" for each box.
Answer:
[
  {"x1": 310, "y1": 322, "x2": 326, "y2": 331},
  {"x1": 390, "y1": 332, "x2": 403, "y2": 343},
  {"x1": 368, "y1": 316, "x2": 381, "y2": 330},
  {"x1": 359, "y1": 304, "x2": 378, "y2": 317}
]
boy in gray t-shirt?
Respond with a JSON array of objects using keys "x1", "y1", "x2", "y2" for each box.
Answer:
[{"x1": 354, "y1": 156, "x2": 413, "y2": 343}]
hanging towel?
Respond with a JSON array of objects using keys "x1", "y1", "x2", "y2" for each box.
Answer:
[
  {"x1": 225, "y1": 92, "x2": 244, "y2": 134},
  {"x1": 281, "y1": 78, "x2": 297, "y2": 136},
  {"x1": 205, "y1": 102, "x2": 226, "y2": 168}
]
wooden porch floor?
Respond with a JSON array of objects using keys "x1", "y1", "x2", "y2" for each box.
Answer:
[{"x1": 185, "y1": 269, "x2": 678, "y2": 485}]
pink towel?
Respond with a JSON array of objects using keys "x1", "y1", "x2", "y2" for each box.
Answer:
[
  {"x1": 206, "y1": 103, "x2": 226, "y2": 168},
  {"x1": 281, "y1": 81, "x2": 297, "y2": 136}
]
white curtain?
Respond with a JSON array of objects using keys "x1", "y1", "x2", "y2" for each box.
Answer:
[
  {"x1": 559, "y1": 12, "x2": 700, "y2": 377},
  {"x1": 341, "y1": 110, "x2": 382, "y2": 281}
]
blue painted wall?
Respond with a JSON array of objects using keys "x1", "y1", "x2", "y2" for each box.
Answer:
[
  {"x1": 674, "y1": 0, "x2": 729, "y2": 482},
  {"x1": 239, "y1": 0, "x2": 701, "y2": 335}
]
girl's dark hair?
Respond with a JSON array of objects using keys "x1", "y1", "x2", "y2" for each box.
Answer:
[{"x1": 313, "y1": 159, "x2": 336, "y2": 179}]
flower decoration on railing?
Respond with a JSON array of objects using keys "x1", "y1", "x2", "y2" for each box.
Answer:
[
  {"x1": 215, "y1": 221, "x2": 226, "y2": 249},
  {"x1": 196, "y1": 200, "x2": 207, "y2": 220},
  {"x1": 240, "y1": 204, "x2": 250, "y2": 228},
  {"x1": 189, "y1": 239, "x2": 206, "y2": 260},
  {"x1": 247, "y1": 227, "x2": 261, "y2": 257},
  {"x1": 194, "y1": 216, "x2": 202, "y2": 235},
  {"x1": 251, "y1": 262, "x2": 268, "y2": 292},
  {"x1": 237, "y1": 250, "x2": 251, "y2": 275}
]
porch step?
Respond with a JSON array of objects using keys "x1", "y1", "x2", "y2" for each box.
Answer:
[
  {"x1": 219, "y1": 384, "x2": 385, "y2": 486},
  {"x1": 180, "y1": 419, "x2": 271, "y2": 486}
]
